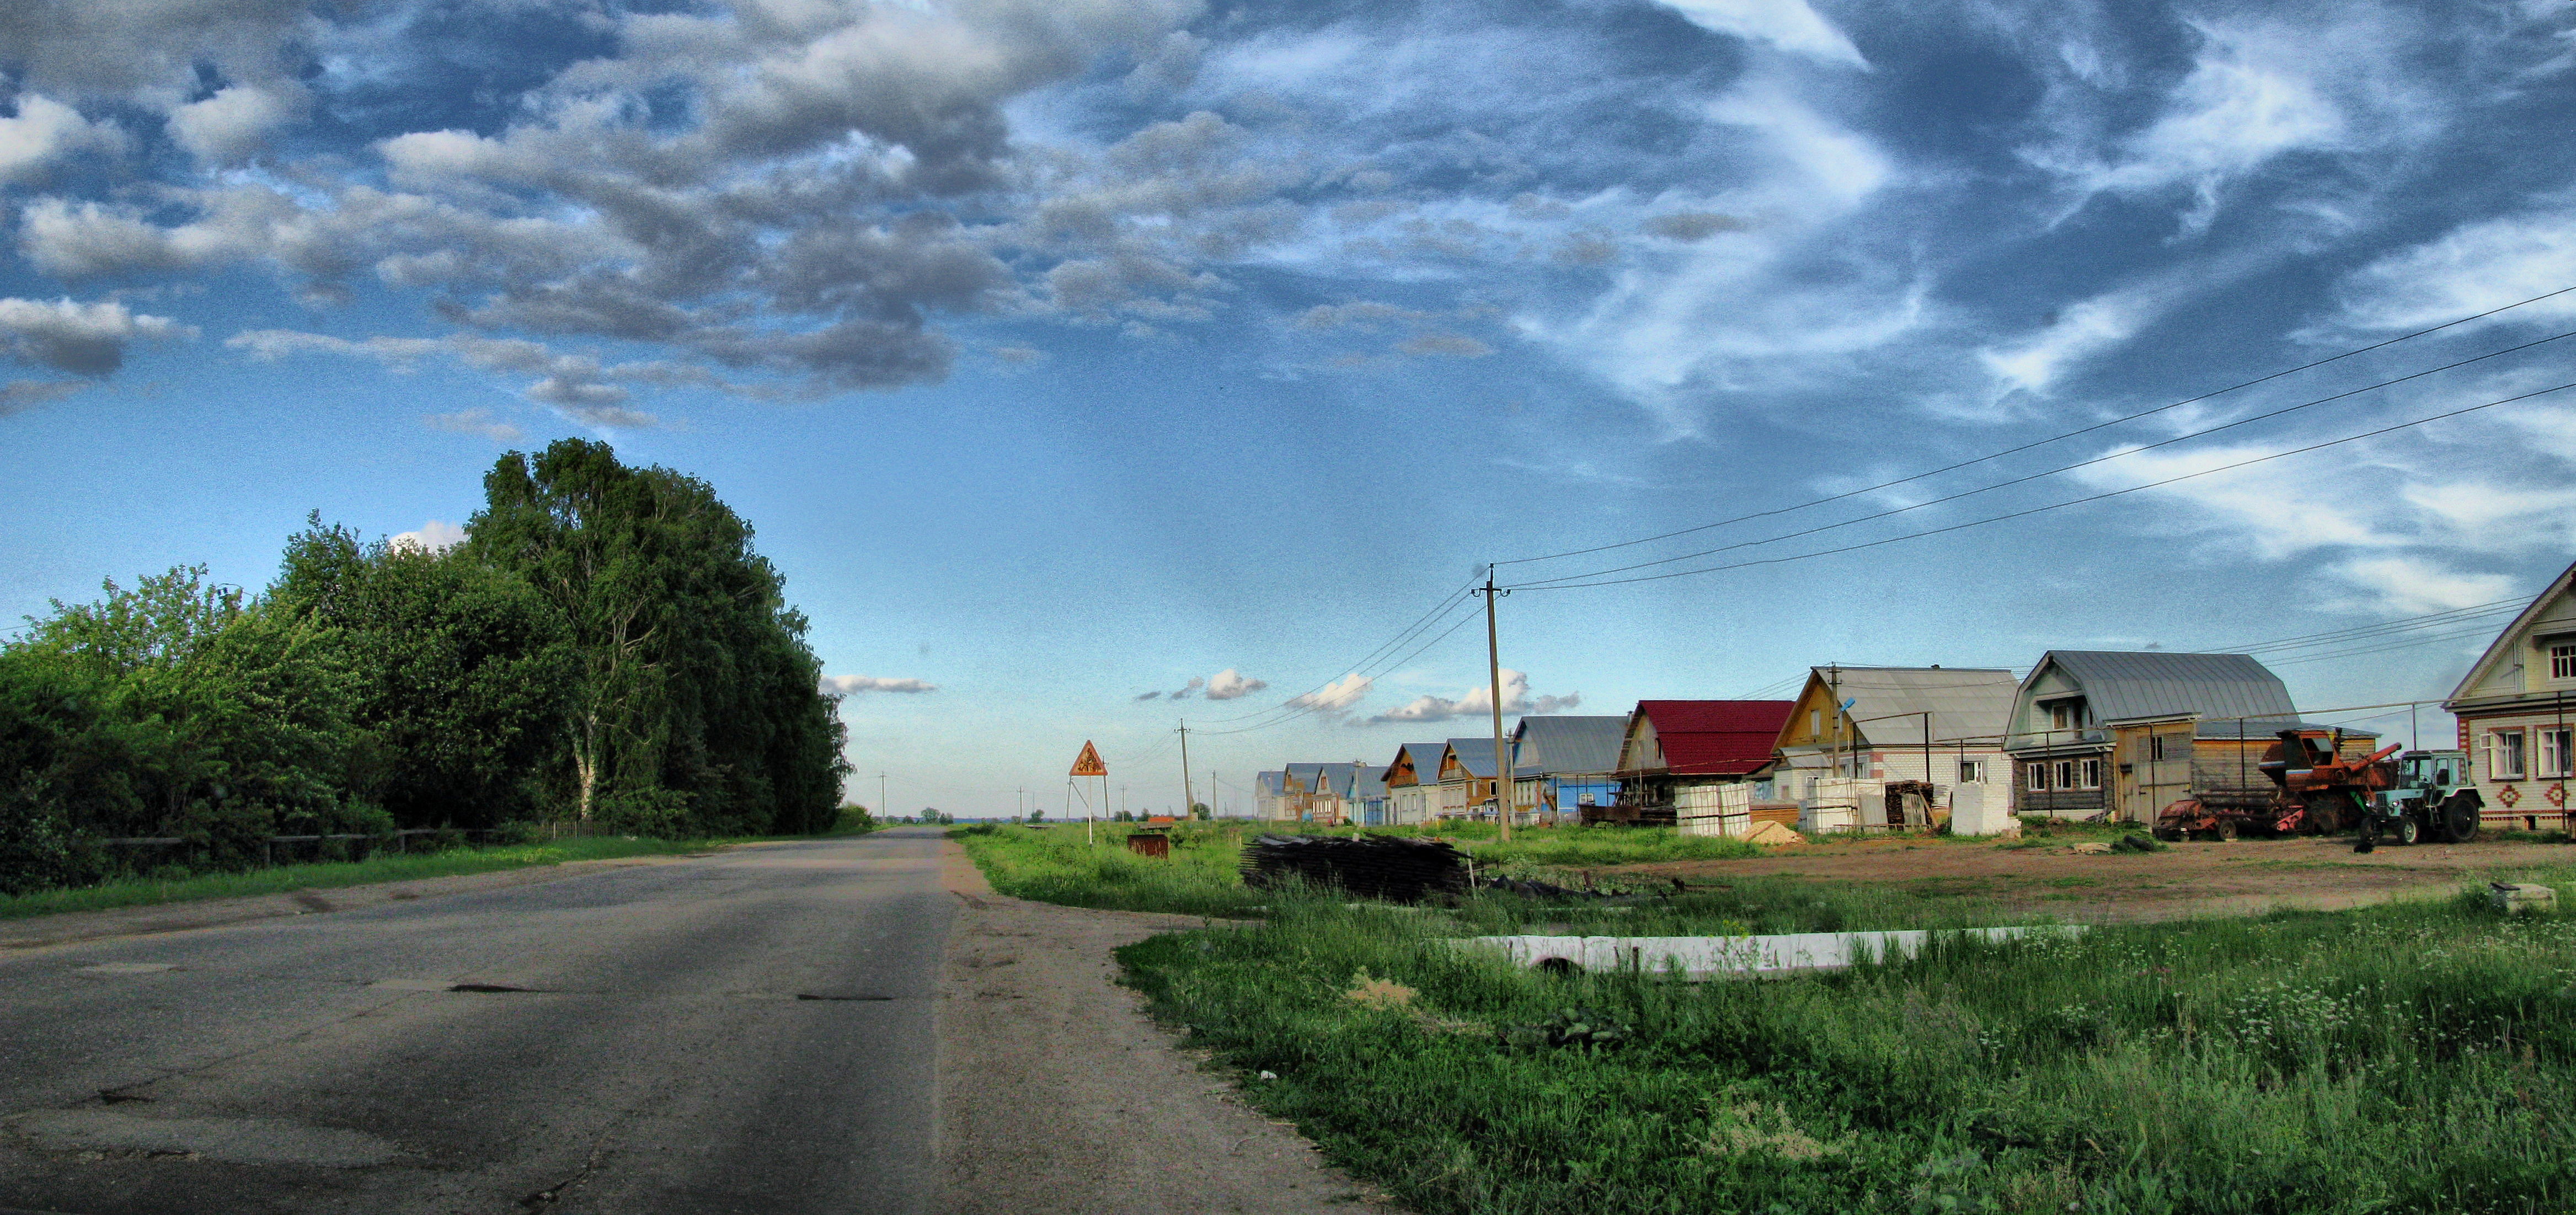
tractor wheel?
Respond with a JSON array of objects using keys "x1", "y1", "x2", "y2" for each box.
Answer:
[
  {"x1": 2394, "y1": 815, "x2": 2420, "y2": 846},
  {"x1": 2215, "y1": 819, "x2": 2240, "y2": 843},
  {"x1": 2441, "y1": 792, "x2": 2483, "y2": 843}
]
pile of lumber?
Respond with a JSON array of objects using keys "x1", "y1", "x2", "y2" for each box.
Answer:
[{"x1": 1239, "y1": 833, "x2": 1468, "y2": 903}]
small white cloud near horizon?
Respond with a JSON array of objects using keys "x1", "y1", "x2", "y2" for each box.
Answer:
[
  {"x1": 1203, "y1": 668, "x2": 1269, "y2": 700},
  {"x1": 389, "y1": 520, "x2": 466, "y2": 553},
  {"x1": 1366, "y1": 668, "x2": 1580, "y2": 724},
  {"x1": 822, "y1": 675, "x2": 938, "y2": 694},
  {"x1": 1287, "y1": 672, "x2": 1373, "y2": 714}
]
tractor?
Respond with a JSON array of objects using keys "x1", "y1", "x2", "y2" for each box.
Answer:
[
  {"x1": 2359, "y1": 749, "x2": 2482, "y2": 848},
  {"x1": 2258, "y1": 730, "x2": 2481, "y2": 849}
]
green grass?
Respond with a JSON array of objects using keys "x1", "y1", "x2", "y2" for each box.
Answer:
[
  {"x1": 949, "y1": 822, "x2": 1271, "y2": 917},
  {"x1": 0, "y1": 836, "x2": 711, "y2": 921},
  {"x1": 1122, "y1": 891, "x2": 2576, "y2": 1215}
]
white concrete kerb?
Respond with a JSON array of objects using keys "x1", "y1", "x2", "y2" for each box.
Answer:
[{"x1": 1458, "y1": 926, "x2": 2086, "y2": 979}]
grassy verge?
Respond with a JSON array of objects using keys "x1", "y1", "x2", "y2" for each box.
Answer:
[
  {"x1": 0, "y1": 836, "x2": 709, "y2": 921},
  {"x1": 1123, "y1": 891, "x2": 2576, "y2": 1214}
]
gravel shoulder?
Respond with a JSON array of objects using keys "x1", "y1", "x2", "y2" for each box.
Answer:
[
  {"x1": 934, "y1": 843, "x2": 1392, "y2": 1215},
  {"x1": 1608, "y1": 834, "x2": 2576, "y2": 922}
]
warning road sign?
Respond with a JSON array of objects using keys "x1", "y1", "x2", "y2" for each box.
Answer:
[{"x1": 1070, "y1": 740, "x2": 1107, "y2": 777}]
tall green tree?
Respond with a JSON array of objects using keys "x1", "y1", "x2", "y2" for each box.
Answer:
[
  {"x1": 466, "y1": 440, "x2": 846, "y2": 835},
  {"x1": 269, "y1": 520, "x2": 574, "y2": 830}
]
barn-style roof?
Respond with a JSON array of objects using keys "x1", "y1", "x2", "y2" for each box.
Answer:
[
  {"x1": 2031, "y1": 651, "x2": 2296, "y2": 724},
  {"x1": 1631, "y1": 700, "x2": 1796, "y2": 775},
  {"x1": 1382, "y1": 742, "x2": 1448, "y2": 786},
  {"x1": 1442, "y1": 738, "x2": 1541, "y2": 781},
  {"x1": 1792, "y1": 667, "x2": 2018, "y2": 746}
]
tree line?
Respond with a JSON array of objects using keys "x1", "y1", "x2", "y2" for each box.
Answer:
[{"x1": 0, "y1": 440, "x2": 848, "y2": 893}]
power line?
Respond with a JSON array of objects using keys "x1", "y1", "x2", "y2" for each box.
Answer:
[
  {"x1": 1497, "y1": 283, "x2": 2576, "y2": 569},
  {"x1": 2207, "y1": 596, "x2": 2527, "y2": 655},
  {"x1": 1193, "y1": 601, "x2": 1487, "y2": 737},
  {"x1": 1507, "y1": 379, "x2": 2576, "y2": 591},
  {"x1": 1508, "y1": 328, "x2": 2576, "y2": 588},
  {"x1": 1186, "y1": 576, "x2": 1482, "y2": 727}
]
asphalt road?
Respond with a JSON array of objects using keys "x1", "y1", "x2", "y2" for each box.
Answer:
[{"x1": 0, "y1": 827, "x2": 955, "y2": 1215}]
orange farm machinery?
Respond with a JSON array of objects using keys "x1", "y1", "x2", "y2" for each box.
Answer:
[{"x1": 2155, "y1": 729, "x2": 2481, "y2": 845}]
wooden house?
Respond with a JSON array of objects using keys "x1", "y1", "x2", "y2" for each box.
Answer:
[
  {"x1": 1772, "y1": 666, "x2": 2017, "y2": 826},
  {"x1": 2445, "y1": 557, "x2": 2576, "y2": 832},
  {"x1": 1380, "y1": 742, "x2": 1446, "y2": 826},
  {"x1": 2005, "y1": 651, "x2": 2311, "y2": 822},
  {"x1": 1509, "y1": 715, "x2": 1629, "y2": 819},
  {"x1": 1607, "y1": 700, "x2": 1795, "y2": 825},
  {"x1": 1437, "y1": 737, "x2": 1538, "y2": 821}
]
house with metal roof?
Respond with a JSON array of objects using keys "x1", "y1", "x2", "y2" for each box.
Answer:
[
  {"x1": 1380, "y1": 742, "x2": 1447, "y2": 826},
  {"x1": 2444, "y1": 556, "x2": 2576, "y2": 832},
  {"x1": 1509, "y1": 715, "x2": 1628, "y2": 818},
  {"x1": 1607, "y1": 700, "x2": 1797, "y2": 825},
  {"x1": 1774, "y1": 666, "x2": 2018, "y2": 825},
  {"x1": 1437, "y1": 737, "x2": 1542, "y2": 821},
  {"x1": 2005, "y1": 651, "x2": 2309, "y2": 821},
  {"x1": 1321, "y1": 762, "x2": 1387, "y2": 826}
]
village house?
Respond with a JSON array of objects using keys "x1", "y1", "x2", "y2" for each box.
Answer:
[
  {"x1": 2445, "y1": 558, "x2": 2576, "y2": 833},
  {"x1": 1254, "y1": 770, "x2": 1287, "y2": 820},
  {"x1": 1437, "y1": 737, "x2": 1540, "y2": 821},
  {"x1": 1328, "y1": 762, "x2": 1387, "y2": 826},
  {"x1": 1772, "y1": 666, "x2": 2018, "y2": 827},
  {"x1": 2005, "y1": 651, "x2": 2321, "y2": 822},
  {"x1": 1380, "y1": 742, "x2": 1446, "y2": 826},
  {"x1": 1606, "y1": 700, "x2": 1795, "y2": 825},
  {"x1": 1509, "y1": 715, "x2": 1628, "y2": 820}
]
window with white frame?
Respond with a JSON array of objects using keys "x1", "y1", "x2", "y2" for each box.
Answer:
[
  {"x1": 2554, "y1": 643, "x2": 2576, "y2": 681},
  {"x1": 2027, "y1": 762, "x2": 2051, "y2": 791},
  {"x1": 2055, "y1": 759, "x2": 2076, "y2": 790},
  {"x1": 2490, "y1": 729, "x2": 2527, "y2": 780},
  {"x1": 2082, "y1": 758, "x2": 2103, "y2": 789},
  {"x1": 1958, "y1": 759, "x2": 1985, "y2": 784},
  {"x1": 2543, "y1": 727, "x2": 2574, "y2": 779}
]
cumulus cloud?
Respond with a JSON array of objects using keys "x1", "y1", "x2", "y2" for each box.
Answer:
[
  {"x1": 0, "y1": 94, "x2": 123, "y2": 183},
  {"x1": 166, "y1": 82, "x2": 306, "y2": 163},
  {"x1": 1203, "y1": 668, "x2": 1269, "y2": 700},
  {"x1": 1164, "y1": 675, "x2": 1206, "y2": 700},
  {"x1": 229, "y1": 329, "x2": 683, "y2": 427},
  {"x1": 822, "y1": 675, "x2": 939, "y2": 694},
  {"x1": 1365, "y1": 668, "x2": 1578, "y2": 724},
  {"x1": 1286, "y1": 672, "x2": 1373, "y2": 714},
  {"x1": 390, "y1": 520, "x2": 466, "y2": 554},
  {"x1": 0, "y1": 297, "x2": 191, "y2": 376}
]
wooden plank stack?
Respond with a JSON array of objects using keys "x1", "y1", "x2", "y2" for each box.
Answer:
[{"x1": 1238, "y1": 834, "x2": 1468, "y2": 904}]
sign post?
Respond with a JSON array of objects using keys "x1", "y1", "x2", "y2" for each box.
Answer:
[{"x1": 1071, "y1": 741, "x2": 1108, "y2": 845}]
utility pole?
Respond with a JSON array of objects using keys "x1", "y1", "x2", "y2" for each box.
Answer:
[
  {"x1": 1178, "y1": 720, "x2": 1195, "y2": 820},
  {"x1": 1121, "y1": 784, "x2": 1128, "y2": 820},
  {"x1": 1483, "y1": 570, "x2": 1512, "y2": 842},
  {"x1": 878, "y1": 773, "x2": 887, "y2": 823}
]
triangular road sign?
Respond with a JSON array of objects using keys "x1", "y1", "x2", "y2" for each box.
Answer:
[{"x1": 1070, "y1": 740, "x2": 1107, "y2": 777}]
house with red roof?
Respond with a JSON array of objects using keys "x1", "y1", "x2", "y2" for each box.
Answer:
[{"x1": 1601, "y1": 700, "x2": 1796, "y2": 825}]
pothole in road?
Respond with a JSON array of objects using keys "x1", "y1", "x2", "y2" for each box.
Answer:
[
  {"x1": 448, "y1": 983, "x2": 536, "y2": 993},
  {"x1": 4, "y1": 1109, "x2": 403, "y2": 1168}
]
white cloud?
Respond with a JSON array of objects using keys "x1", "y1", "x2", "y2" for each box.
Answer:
[
  {"x1": 0, "y1": 297, "x2": 192, "y2": 376},
  {"x1": 2329, "y1": 556, "x2": 2517, "y2": 615},
  {"x1": 0, "y1": 95, "x2": 122, "y2": 184},
  {"x1": 2331, "y1": 209, "x2": 2576, "y2": 334},
  {"x1": 822, "y1": 675, "x2": 938, "y2": 694},
  {"x1": 1286, "y1": 672, "x2": 1372, "y2": 713},
  {"x1": 1650, "y1": 0, "x2": 1869, "y2": 68},
  {"x1": 229, "y1": 329, "x2": 685, "y2": 427},
  {"x1": 166, "y1": 82, "x2": 306, "y2": 163},
  {"x1": 0, "y1": 378, "x2": 89, "y2": 417},
  {"x1": 1203, "y1": 668, "x2": 1269, "y2": 700},
  {"x1": 1978, "y1": 293, "x2": 2150, "y2": 398},
  {"x1": 389, "y1": 520, "x2": 466, "y2": 553},
  {"x1": 1365, "y1": 668, "x2": 1578, "y2": 724}
]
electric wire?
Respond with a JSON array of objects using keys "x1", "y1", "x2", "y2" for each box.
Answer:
[
  {"x1": 1185, "y1": 575, "x2": 1483, "y2": 726},
  {"x1": 1508, "y1": 328, "x2": 2576, "y2": 588},
  {"x1": 2205, "y1": 597, "x2": 2529, "y2": 654},
  {"x1": 1496, "y1": 283, "x2": 2576, "y2": 569},
  {"x1": 1507, "y1": 379, "x2": 2576, "y2": 591}
]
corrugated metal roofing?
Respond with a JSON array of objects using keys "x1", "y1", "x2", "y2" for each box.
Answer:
[
  {"x1": 1633, "y1": 700, "x2": 1795, "y2": 775},
  {"x1": 2035, "y1": 651, "x2": 2296, "y2": 724},
  {"x1": 1383, "y1": 741, "x2": 1447, "y2": 785},
  {"x1": 1512, "y1": 715, "x2": 1628, "y2": 774},
  {"x1": 1255, "y1": 770, "x2": 1285, "y2": 795},
  {"x1": 1284, "y1": 762, "x2": 1332, "y2": 791},
  {"x1": 1809, "y1": 667, "x2": 2019, "y2": 746},
  {"x1": 1443, "y1": 737, "x2": 1541, "y2": 780}
]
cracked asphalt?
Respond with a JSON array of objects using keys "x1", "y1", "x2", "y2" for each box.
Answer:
[{"x1": 0, "y1": 827, "x2": 953, "y2": 1214}]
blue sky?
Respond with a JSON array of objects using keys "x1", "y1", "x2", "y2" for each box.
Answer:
[{"x1": 2, "y1": 0, "x2": 2573, "y2": 817}]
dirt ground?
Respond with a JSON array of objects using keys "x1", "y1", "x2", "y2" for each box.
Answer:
[
  {"x1": 1607, "y1": 834, "x2": 2576, "y2": 922},
  {"x1": 934, "y1": 844, "x2": 1391, "y2": 1215}
]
